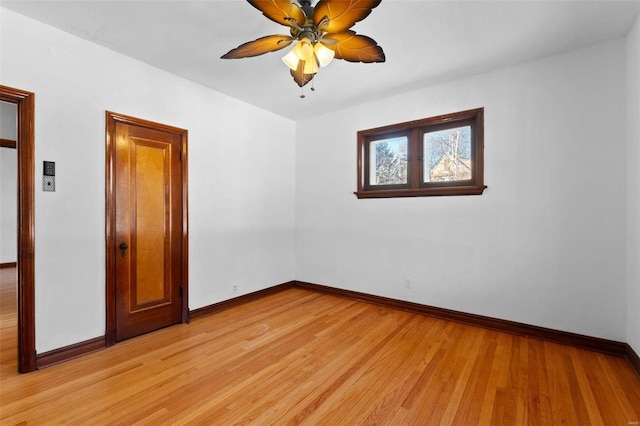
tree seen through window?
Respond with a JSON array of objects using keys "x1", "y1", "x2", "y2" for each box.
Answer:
[{"x1": 371, "y1": 137, "x2": 407, "y2": 185}]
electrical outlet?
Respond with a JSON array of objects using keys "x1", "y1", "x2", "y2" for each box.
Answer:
[
  {"x1": 232, "y1": 284, "x2": 238, "y2": 294},
  {"x1": 405, "y1": 278, "x2": 412, "y2": 289}
]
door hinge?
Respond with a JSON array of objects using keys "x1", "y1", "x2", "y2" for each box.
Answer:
[
  {"x1": 179, "y1": 150, "x2": 183, "y2": 161},
  {"x1": 180, "y1": 284, "x2": 183, "y2": 297}
]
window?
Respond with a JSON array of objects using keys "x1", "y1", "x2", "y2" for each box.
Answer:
[{"x1": 355, "y1": 108, "x2": 486, "y2": 199}]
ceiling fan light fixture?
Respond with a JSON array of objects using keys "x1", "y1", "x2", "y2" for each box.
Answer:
[
  {"x1": 283, "y1": 37, "x2": 324, "y2": 74},
  {"x1": 314, "y1": 42, "x2": 335, "y2": 67}
]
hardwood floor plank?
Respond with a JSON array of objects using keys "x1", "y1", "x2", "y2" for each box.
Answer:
[
  {"x1": 325, "y1": 315, "x2": 448, "y2": 425},
  {"x1": 2, "y1": 268, "x2": 640, "y2": 425},
  {"x1": 582, "y1": 350, "x2": 631, "y2": 424},
  {"x1": 599, "y1": 354, "x2": 640, "y2": 420},
  {"x1": 477, "y1": 332, "x2": 505, "y2": 424},
  {"x1": 567, "y1": 346, "x2": 605, "y2": 425},
  {"x1": 526, "y1": 339, "x2": 555, "y2": 425},
  {"x1": 290, "y1": 311, "x2": 415, "y2": 424},
  {"x1": 513, "y1": 337, "x2": 530, "y2": 425},
  {"x1": 489, "y1": 333, "x2": 517, "y2": 425},
  {"x1": 544, "y1": 340, "x2": 579, "y2": 424},
  {"x1": 427, "y1": 326, "x2": 485, "y2": 424},
  {"x1": 452, "y1": 331, "x2": 499, "y2": 424}
]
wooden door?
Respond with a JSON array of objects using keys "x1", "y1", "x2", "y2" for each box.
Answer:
[{"x1": 107, "y1": 113, "x2": 187, "y2": 342}]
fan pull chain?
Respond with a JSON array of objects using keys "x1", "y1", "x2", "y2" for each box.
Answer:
[
  {"x1": 300, "y1": 77, "x2": 315, "y2": 98},
  {"x1": 299, "y1": 66, "x2": 306, "y2": 98}
]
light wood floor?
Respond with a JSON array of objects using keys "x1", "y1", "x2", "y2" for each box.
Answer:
[{"x1": 1, "y1": 267, "x2": 639, "y2": 425}]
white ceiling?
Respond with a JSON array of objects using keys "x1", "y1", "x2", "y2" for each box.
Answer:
[{"x1": 2, "y1": 0, "x2": 639, "y2": 120}]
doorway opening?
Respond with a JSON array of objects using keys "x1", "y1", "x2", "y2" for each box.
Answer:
[{"x1": 0, "y1": 85, "x2": 36, "y2": 373}]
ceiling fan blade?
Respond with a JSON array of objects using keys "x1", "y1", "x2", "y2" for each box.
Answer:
[
  {"x1": 313, "y1": 0, "x2": 381, "y2": 33},
  {"x1": 290, "y1": 61, "x2": 314, "y2": 87},
  {"x1": 248, "y1": 0, "x2": 306, "y2": 28},
  {"x1": 221, "y1": 35, "x2": 294, "y2": 59},
  {"x1": 327, "y1": 30, "x2": 385, "y2": 63}
]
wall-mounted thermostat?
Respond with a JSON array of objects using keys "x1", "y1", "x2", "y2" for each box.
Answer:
[{"x1": 43, "y1": 161, "x2": 55, "y2": 192}]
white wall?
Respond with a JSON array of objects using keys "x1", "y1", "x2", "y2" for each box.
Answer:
[
  {"x1": 0, "y1": 101, "x2": 17, "y2": 140},
  {"x1": 295, "y1": 39, "x2": 628, "y2": 341},
  {"x1": 627, "y1": 15, "x2": 640, "y2": 355},
  {"x1": 0, "y1": 101, "x2": 17, "y2": 263},
  {"x1": 0, "y1": 149, "x2": 17, "y2": 264},
  {"x1": 0, "y1": 8, "x2": 296, "y2": 353}
]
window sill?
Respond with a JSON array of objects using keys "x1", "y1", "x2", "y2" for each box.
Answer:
[{"x1": 354, "y1": 185, "x2": 487, "y2": 199}]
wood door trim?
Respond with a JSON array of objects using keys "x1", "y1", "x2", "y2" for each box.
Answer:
[
  {"x1": 105, "y1": 111, "x2": 189, "y2": 346},
  {"x1": 0, "y1": 85, "x2": 36, "y2": 373},
  {"x1": 1, "y1": 138, "x2": 17, "y2": 149}
]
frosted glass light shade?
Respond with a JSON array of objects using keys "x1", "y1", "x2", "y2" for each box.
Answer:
[
  {"x1": 314, "y1": 43, "x2": 335, "y2": 67},
  {"x1": 282, "y1": 49, "x2": 300, "y2": 71},
  {"x1": 293, "y1": 38, "x2": 314, "y2": 61},
  {"x1": 303, "y1": 58, "x2": 319, "y2": 74}
]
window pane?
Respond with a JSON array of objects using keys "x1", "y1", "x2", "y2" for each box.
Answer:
[
  {"x1": 424, "y1": 126, "x2": 472, "y2": 182},
  {"x1": 369, "y1": 136, "x2": 408, "y2": 185}
]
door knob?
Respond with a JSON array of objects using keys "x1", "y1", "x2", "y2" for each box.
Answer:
[{"x1": 119, "y1": 241, "x2": 128, "y2": 258}]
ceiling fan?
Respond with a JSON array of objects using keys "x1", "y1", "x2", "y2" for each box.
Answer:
[{"x1": 221, "y1": 0, "x2": 385, "y2": 93}]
